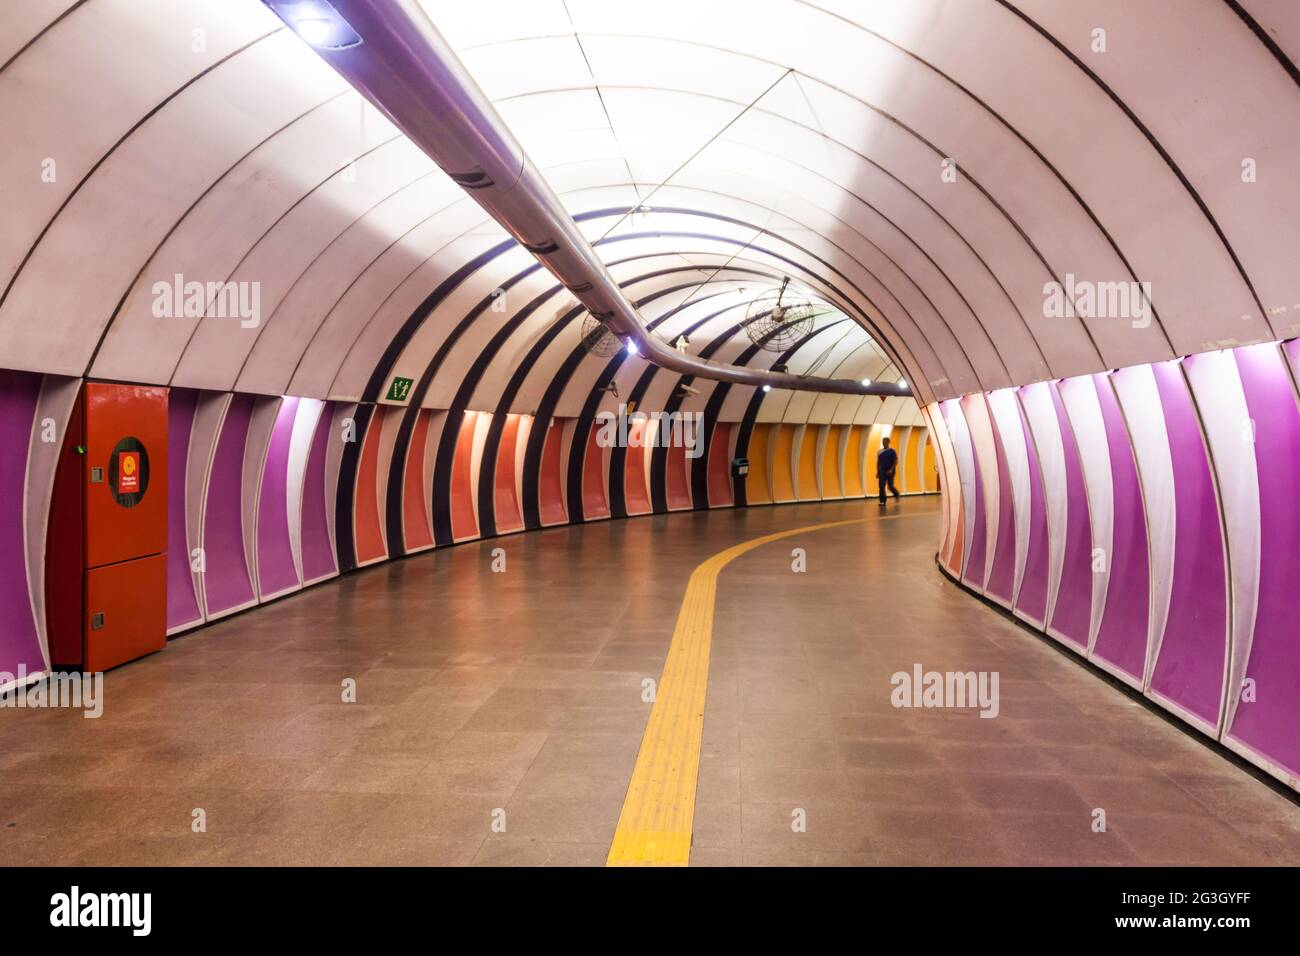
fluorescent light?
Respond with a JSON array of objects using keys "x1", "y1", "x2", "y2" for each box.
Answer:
[
  {"x1": 861, "y1": 378, "x2": 872, "y2": 386},
  {"x1": 762, "y1": 384, "x2": 771, "y2": 393},
  {"x1": 897, "y1": 378, "x2": 907, "y2": 388},
  {"x1": 625, "y1": 340, "x2": 639, "y2": 356},
  {"x1": 264, "y1": 1, "x2": 363, "y2": 50}
]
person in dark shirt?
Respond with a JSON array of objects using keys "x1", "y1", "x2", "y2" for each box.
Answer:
[{"x1": 877, "y1": 437, "x2": 900, "y2": 505}]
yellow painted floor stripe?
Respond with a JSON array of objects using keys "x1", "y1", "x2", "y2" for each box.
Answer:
[{"x1": 606, "y1": 516, "x2": 867, "y2": 866}]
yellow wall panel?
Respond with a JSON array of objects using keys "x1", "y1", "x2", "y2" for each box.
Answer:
[
  {"x1": 797, "y1": 425, "x2": 820, "y2": 500},
  {"x1": 903, "y1": 426, "x2": 922, "y2": 492},
  {"x1": 819, "y1": 425, "x2": 842, "y2": 499},
  {"x1": 745, "y1": 423, "x2": 772, "y2": 504},
  {"x1": 841, "y1": 425, "x2": 864, "y2": 497},
  {"x1": 771, "y1": 424, "x2": 796, "y2": 502},
  {"x1": 923, "y1": 433, "x2": 939, "y2": 492}
]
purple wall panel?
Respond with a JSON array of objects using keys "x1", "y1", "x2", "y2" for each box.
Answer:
[
  {"x1": 1091, "y1": 375, "x2": 1149, "y2": 680},
  {"x1": 984, "y1": 400, "x2": 1016, "y2": 604},
  {"x1": 257, "y1": 397, "x2": 300, "y2": 598},
  {"x1": 299, "y1": 401, "x2": 337, "y2": 583},
  {"x1": 0, "y1": 371, "x2": 44, "y2": 678},
  {"x1": 1014, "y1": 393, "x2": 1049, "y2": 623},
  {"x1": 202, "y1": 393, "x2": 255, "y2": 616},
  {"x1": 1148, "y1": 361, "x2": 1228, "y2": 727},
  {"x1": 1046, "y1": 382, "x2": 1091, "y2": 647},
  {"x1": 1225, "y1": 344, "x2": 1300, "y2": 775},
  {"x1": 166, "y1": 388, "x2": 201, "y2": 630}
]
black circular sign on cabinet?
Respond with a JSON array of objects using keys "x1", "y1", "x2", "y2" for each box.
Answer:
[{"x1": 107, "y1": 437, "x2": 150, "y2": 508}]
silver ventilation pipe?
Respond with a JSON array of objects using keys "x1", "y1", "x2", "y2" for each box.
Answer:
[{"x1": 262, "y1": 0, "x2": 909, "y2": 397}]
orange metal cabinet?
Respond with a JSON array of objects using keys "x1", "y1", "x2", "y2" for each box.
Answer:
[
  {"x1": 46, "y1": 382, "x2": 168, "y2": 671},
  {"x1": 85, "y1": 554, "x2": 166, "y2": 672},
  {"x1": 83, "y1": 382, "x2": 168, "y2": 569}
]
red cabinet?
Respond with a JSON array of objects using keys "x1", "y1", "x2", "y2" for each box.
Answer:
[{"x1": 46, "y1": 382, "x2": 168, "y2": 671}]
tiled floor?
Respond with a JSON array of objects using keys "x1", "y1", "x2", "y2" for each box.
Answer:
[{"x1": 2, "y1": 497, "x2": 1298, "y2": 866}]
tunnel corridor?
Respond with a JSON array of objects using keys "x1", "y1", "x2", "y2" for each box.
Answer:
[{"x1": 1, "y1": 0, "x2": 1299, "y2": 919}]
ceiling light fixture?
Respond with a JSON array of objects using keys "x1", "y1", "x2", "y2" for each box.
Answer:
[{"x1": 264, "y1": 1, "x2": 363, "y2": 50}]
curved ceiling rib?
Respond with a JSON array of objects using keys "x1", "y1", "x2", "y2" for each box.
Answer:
[
  {"x1": 0, "y1": 0, "x2": 1296, "y2": 417},
  {"x1": 263, "y1": 0, "x2": 899, "y2": 396}
]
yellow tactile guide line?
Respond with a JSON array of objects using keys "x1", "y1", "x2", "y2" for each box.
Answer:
[{"x1": 607, "y1": 516, "x2": 869, "y2": 866}]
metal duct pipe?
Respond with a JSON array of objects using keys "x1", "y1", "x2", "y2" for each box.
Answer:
[{"x1": 262, "y1": 0, "x2": 909, "y2": 397}]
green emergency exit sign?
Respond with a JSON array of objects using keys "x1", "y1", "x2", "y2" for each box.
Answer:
[{"x1": 386, "y1": 376, "x2": 414, "y2": 402}]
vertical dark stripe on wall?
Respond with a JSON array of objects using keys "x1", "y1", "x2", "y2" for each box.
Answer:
[
  {"x1": 606, "y1": 293, "x2": 737, "y2": 517},
  {"x1": 334, "y1": 402, "x2": 374, "y2": 574}
]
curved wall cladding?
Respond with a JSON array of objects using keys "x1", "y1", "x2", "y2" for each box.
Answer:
[
  {"x1": 930, "y1": 340, "x2": 1300, "y2": 792},
  {"x1": 0, "y1": 370, "x2": 936, "y2": 687}
]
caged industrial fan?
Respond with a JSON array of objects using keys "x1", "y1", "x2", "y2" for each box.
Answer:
[
  {"x1": 579, "y1": 311, "x2": 623, "y2": 357},
  {"x1": 743, "y1": 277, "x2": 818, "y2": 351}
]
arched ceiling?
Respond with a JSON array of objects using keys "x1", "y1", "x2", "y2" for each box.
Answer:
[{"x1": 2, "y1": 0, "x2": 1296, "y2": 417}]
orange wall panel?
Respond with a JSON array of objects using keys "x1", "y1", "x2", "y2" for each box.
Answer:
[
  {"x1": 353, "y1": 406, "x2": 387, "y2": 564},
  {"x1": 624, "y1": 419, "x2": 652, "y2": 514},
  {"x1": 494, "y1": 414, "x2": 524, "y2": 532},
  {"x1": 665, "y1": 441, "x2": 691, "y2": 510},
  {"x1": 797, "y1": 425, "x2": 820, "y2": 500},
  {"x1": 819, "y1": 425, "x2": 842, "y2": 499},
  {"x1": 538, "y1": 419, "x2": 567, "y2": 525},
  {"x1": 771, "y1": 424, "x2": 796, "y2": 502},
  {"x1": 402, "y1": 408, "x2": 434, "y2": 551},
  {"x1": 707, "y1": 422, "x2": 734, "y2": 507},
  {"x1": 582, "y1": 425, "x2": 610, "y2": 519},
  {"x1": 842, "y1": 425, "x2": 864, "y2": 497},
  {"x1": 745, "y1": 424, "x2": 772, "y2": 504},
  {"x1": 450, "y1": 411, "x2": 480, "y2": 541}
]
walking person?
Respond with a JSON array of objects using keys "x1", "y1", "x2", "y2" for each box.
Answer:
[{"x1": 877, "y1": 436, "x2": 901, "y2": 505}]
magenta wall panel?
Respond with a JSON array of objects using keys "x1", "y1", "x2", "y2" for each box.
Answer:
[
  {"x1": 166, "y1": 387, "x2": 202, "y2": 631},
  {"x1": 1224, "y1": 344, "x2": 1300, "y2": 777},
  {"x1": 1046, "y1": 382, "x2": 1091, "y2": 648},
  {"x1": 299, "y1": 400, "x2": 338, "y2": 584},
  {"x1": 1013, "y1": 393, "x2": 1049, "y2": 625},
  {"x1": 1090, "y1": 374, "x2": 1149, "y2": 681},
  {"x1": 0, "y1": 370, "x2": 43, "y2": 680},
  {"x1": 983, "y1": 399, "x2": 1016, "y2": 604},
  {"x1": 257, "y1": 396, "x2": 300, "y2": 599},
  {"x1": 202, "y1": 393, "x2": 256, "y2": 617},
  {"x1": 960, "y1": 421, "x2": 987, "y2": 590},
  {"x1": 1148, "y1": 361, "x2": 1228, "y2": 728}
]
